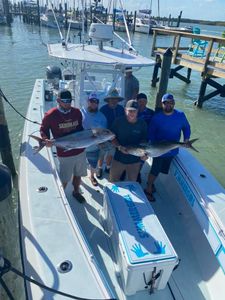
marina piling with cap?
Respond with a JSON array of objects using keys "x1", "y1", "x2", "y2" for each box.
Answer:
[{"x1": 155, "y1": 48, "x2": 173, "y2": 110}]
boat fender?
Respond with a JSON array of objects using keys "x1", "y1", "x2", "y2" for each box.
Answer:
[{"x1": 0, "y1": 163, "x2": 12, "y2": 201}]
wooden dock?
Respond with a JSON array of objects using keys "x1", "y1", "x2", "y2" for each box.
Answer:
[{"x1": 151, "y1": 28, "x2": 225, "y2": 107}]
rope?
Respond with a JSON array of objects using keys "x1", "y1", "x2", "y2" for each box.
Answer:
[
  {"x1": 0, "y1": 88, "x2": 41, "y2": 126},
  {"x1": 0, "y1": 256, "x2": 116, "y2": 300}
]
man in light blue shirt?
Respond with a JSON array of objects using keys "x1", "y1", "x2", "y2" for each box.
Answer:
[{"x1": 81, "y1": 92, "x2": 107, "y2": 186}]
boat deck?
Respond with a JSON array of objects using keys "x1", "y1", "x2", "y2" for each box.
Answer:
[
  {"x1": 64, "y1": 160, "x2": 218, "y2": 300},
  {"x1": 19, "y1": 79, "x2": 225, "y2": 299}
]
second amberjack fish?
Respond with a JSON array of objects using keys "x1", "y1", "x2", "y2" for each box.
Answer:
[
  {"x1": 29, "y1": 128, "x2": 115, "y2": 153},
  {"x1": 126, "y1": 139, "x2": 199, "y2": 158}
]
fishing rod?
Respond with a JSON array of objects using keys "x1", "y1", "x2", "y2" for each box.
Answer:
[
  {"x1": 117, "y1": 0, "x2": 132, "y2": 47},
  {"x1": 93, "y1": 15, "x2": 137, "y2": 54},
  {"x1": 50, "y1": 1, "x2": 65, "y2": 45}
]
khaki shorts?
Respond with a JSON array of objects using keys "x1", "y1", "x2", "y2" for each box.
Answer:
[
  {"x1": 109, "y1": 159, "x2": 141, "y2": 182},
  {"x1": 58, "y1": 151, "x2": 87, "y2": 183}
]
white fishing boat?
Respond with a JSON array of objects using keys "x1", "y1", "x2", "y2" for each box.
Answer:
[
  {"x1": 134, "y1": 17, "x2": 161, "y2": 34},
  {"x1": 159, "y1": 25, "x2": 193, "y2": 33},
  {"x1": 19, "y1": 5, "x2": 225, "y2": 300},
  {"x1": 67, "y1": 19, "x2": 82, "y2": 30},
  {"x1": 40, "y1": 9, "x2": 64, "y2": 29},
  {"x1": 133, "y1": 8, "x2": 162, "y2": 34},
  {"x1": 107, "y1": 11, "x2": 134, "y2": 32}
]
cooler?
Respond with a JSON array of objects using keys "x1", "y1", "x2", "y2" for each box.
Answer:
[{"x1": 103, "y1": 182, "x2": 179, "y2": 295}]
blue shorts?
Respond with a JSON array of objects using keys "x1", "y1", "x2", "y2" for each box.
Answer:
[{"x1": 150, "y1": 156, "x2": 174, "y2": 177}]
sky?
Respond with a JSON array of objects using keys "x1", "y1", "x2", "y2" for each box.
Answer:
[{"x1": 101, "y1": 0, "x2": 225, "y2": 22}]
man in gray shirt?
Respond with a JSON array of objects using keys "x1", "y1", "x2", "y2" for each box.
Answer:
[{"x1": 125, "y1": 67, "x2": 139, "y2": 103}]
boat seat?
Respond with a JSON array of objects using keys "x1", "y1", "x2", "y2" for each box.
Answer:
[
  {"x1": 187, "y1": 27, "x2": 208, "y2": 58},
  {"x1": 62, "y1": 68, "x2": 76, "y2": 81}
]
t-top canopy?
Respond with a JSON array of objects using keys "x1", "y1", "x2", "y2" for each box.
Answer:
[{"x1": 48, "y1": 43, "x2": 155, "y2": 67}]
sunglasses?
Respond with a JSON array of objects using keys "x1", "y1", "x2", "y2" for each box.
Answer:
[
  {"x1": 162, "y1": 101, "x2": 175, "y2": 105},
  {"x1": 60, "y1": 98, "x2": 72, "y2": 104},
  {"x1": 89, "y1": 99, "x2": 99, "y2": 104}
]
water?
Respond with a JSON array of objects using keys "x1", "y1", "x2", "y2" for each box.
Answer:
[{"x1": 0, "y1": 18, "x2": 225, "y2": 299}]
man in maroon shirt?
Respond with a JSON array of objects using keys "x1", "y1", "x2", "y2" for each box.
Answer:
[{"x1": 40, "y1": 90, "x2": 87, "y2": 203}]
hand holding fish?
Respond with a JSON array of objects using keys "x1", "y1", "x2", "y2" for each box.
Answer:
[
  {"x1": 140, "y1": 154, "x2": 148, "y2": 161},
  {"x1": 118, "y1": 145, "x2": 129, "y2": 154},
  {"x1": 183, "y1": 139, "x2": 190, "y2": 148},
  {"x1": 44, "y1": 139, "x2": 54, "y2": 147}
]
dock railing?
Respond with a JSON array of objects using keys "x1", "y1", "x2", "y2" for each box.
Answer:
[{"x1": 151, "y1": 28, "x2": 225, "y2": 79}]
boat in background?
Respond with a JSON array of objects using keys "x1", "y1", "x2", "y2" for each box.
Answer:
[
  {"x1": 19, "y1": 3, "x2": 225, "y2": 299},
  {"x1": 107, "y1": 8, "x2": 134, "y2": 32},
  {"x1": 67, "y1": 19, "x2": 82, "y2": 30},
  {"x1": 159, "y1": 24, "x2": 193, "y2": 33},
  {"x1": 40, "y1": 9, "x2": 64, "y2": 29},
  {"x1": 0, "y1": 14, "x2": 6, "y2": 25},
  {"x1": 0, "y1": 7, "x2": 6, "y2": 25},
  {"x1": 134, "y1": 9, "x2": 161, "y2": 34},
  {"x1": 135, "y1": 17, "x2": 161, "y2": 34}
]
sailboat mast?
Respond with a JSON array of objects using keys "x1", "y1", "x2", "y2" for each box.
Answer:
[
  {"x1": 81, "y1": 0, "x2": 85, "y2": 49},
  {"x1": 149, "y1": 0, "x2": 153, "y2": 24},
  {"x1": 157, "y1": 0, "x2": 160, "y2": 21}
]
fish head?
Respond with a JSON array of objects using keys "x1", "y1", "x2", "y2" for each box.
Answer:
[{"x1": 91, "y1": 128, "x2": 115, "y2": 141}]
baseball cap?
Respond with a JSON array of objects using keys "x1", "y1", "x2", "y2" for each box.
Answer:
[
  {"x1": 125, "y1": 100, "x2": 138, "y2": 110},
  {"x1": 162, "y1": 93, "x2": 174, "y2": 103},
  {"x1": 125, "y1": 66, "x2": 132, "y2": 71},
  {"x1": 137, "y1": 93, "x2": 147, "y2": 100},
  {"x1": 58, "y1": 90, "x2": 72, "y2": 103},
  {"x1": 88, "y1": 92, "x2": 99, "y2": 102}
]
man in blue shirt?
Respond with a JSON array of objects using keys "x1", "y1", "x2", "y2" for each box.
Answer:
[
  {"x1": 136, "y1": 92, "x2": 154, "y2": 183},
  {"x1": 137, "y1": 93, "x2": 154, "y2": 126},
  {"x1": 145, "y1": 93, "x2": 191, "y2": 201}
]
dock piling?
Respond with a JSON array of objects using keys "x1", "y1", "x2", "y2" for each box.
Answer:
[
  {"x1": 0, "y1": 94, "x2": 16, "y2": 176},
  {"x1": 155, "y1": 48, "x2": 173, "y2": 110},
  {"x1": 151, "y1": 54, "x2": 161, "y2": 87}
]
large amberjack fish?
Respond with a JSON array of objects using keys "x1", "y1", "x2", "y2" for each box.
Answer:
[
  {"x1": 126, "y1": 138, "x2": 199, "y2": 158},
  {"x1": 29, "y1": 128, "x2": 115, "y2": 153}
]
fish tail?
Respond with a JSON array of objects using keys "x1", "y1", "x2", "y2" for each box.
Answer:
[
  {"x1": 186, "y1": 138, "x2": 199, "y2": 152},
  {"x1": 29, "y1": 135, "x2": 46, "y2": 153}
]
